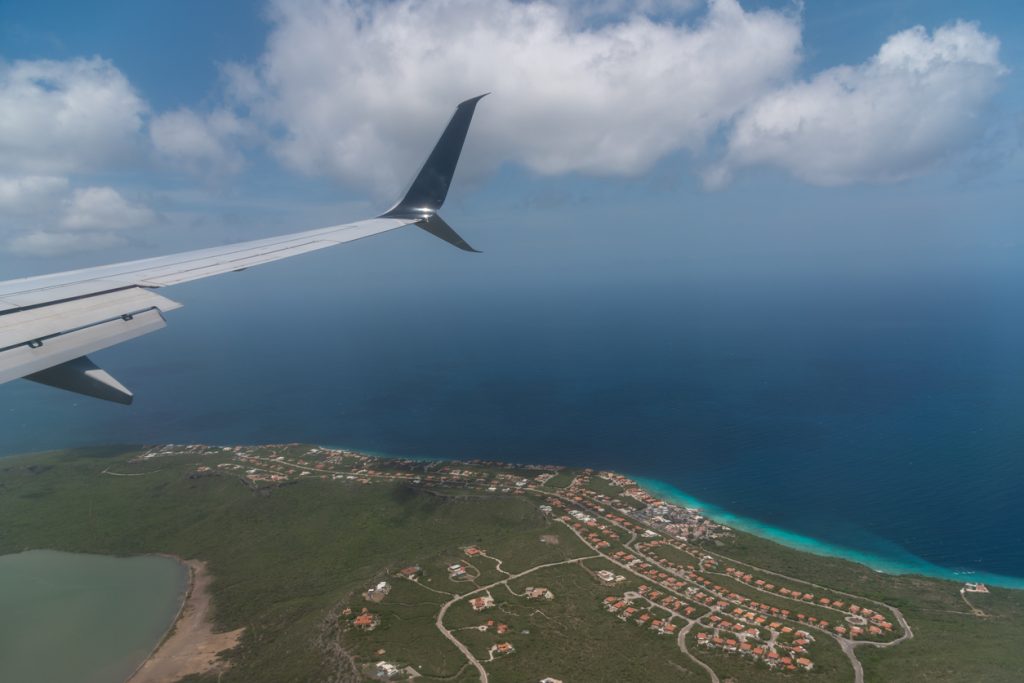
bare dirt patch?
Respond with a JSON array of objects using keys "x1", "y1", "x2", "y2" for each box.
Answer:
[{"x1": 127, "y1": 559, "x2": 243, "y2": 683}]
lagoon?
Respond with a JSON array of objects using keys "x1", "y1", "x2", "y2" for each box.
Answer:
[{"x1": 0, "y1": 550, "x2": 186, "y2": 683}]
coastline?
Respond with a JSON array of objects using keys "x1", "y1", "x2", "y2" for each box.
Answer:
[
  {"x1": 126, "y1": 557, "x2": 244, "y2": 683},
  {"x1": 316, "y1": 441, "x2": 1024, "y2": 589},
  {"x1": 636, "y1": 475, "x2": 1024, "y2": 590}
]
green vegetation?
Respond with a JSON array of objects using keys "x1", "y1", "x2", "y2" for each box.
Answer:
[{"x1": 1, "y1": 445, "x2": 1022, "y2": 682}]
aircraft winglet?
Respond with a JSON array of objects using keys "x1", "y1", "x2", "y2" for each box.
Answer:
[{"x1": 381, "y1": 94, "x2": 487, "y2": 251}]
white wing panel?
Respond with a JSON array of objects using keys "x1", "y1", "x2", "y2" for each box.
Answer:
[
  {"x1": 0, "y1": 288, "x2": 181, "y2": 350},
  {"x1": 0, "y1": 309, "x2": 167, "y2": 384},
  {"x1": 0, "y1": 217, "x2": 411, "y2": 310}
]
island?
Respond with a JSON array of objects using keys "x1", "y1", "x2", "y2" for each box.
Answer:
[{"x1": 0, "y1": 444, "x2": 1020, "y2": 682}]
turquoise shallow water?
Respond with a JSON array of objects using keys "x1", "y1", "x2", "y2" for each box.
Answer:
[
  {"x1": 329, "y1": 446, "x2": 1024, "y2": 589},
  {"x1": 0, "y1": 550, "x2": 187, "y2": 683},
  {"x1": 636, "y1": 476, "x2": 1024, "y2": 590}
]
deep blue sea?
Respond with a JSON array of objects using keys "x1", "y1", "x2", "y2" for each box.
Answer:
[{"x1": 3, "y1": 245, "x2": 1022, "y2": 586}]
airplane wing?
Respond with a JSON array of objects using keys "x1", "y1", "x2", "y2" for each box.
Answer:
[{"x1": 0, "y1": 94, "x2": 488, "y2": 404}]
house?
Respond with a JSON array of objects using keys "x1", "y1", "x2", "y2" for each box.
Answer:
[
  {"x1": 375, "y1": 661, "x2": 401, "y2": 679},
  {"x1": 525, "y1": 587, "x2": 554, "y2": 600},
  {"x1": 353, "y1": 609, "x2": 380, "y2": 631},
  {"x1": 398, "y1": 566, "x2": 422, "y2": 579},
  {"x1": 471, "y1": 595, "x2": 495, "y2": 612},
  {"x1": 491, "y1": 642, "x2": 515, "y2": 656}
]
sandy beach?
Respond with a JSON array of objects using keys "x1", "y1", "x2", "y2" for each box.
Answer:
[{"x1": 127, "y1": 559, "x2": 244, "y2": 683}]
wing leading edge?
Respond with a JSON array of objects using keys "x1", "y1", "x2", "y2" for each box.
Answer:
[{"x1": 0, "y1": 94, "x2": 488, "y2": 403}]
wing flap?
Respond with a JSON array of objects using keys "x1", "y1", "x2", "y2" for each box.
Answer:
[
  {"x1": 0, "y1": 288, "x2": 181, "y2": 351},
  {"x1": 0, "y1": 308, "x2": 167, "y2": 384}
]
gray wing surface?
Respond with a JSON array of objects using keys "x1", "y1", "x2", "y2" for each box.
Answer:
[{"x1": 0, "y1": 95, "x2": 487, "y2": 404}]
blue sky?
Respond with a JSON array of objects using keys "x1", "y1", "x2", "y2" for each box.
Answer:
[{"x1": 0, "y1": 0, "x2": 1020, "y2": 289}]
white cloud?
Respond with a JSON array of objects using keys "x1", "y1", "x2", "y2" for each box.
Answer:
[
  {"x1": 3, "y1": 185, "x2": 154, "y2": 256},
  {"x1": 60, "y1": 186, "x2": 155, "y2": 231},
  {"x1": 7, "y1": 229, "x2": 127, "y2": 257},
  {"x1": 0, "y1": 57, "x2": 147, "y2": 174},
  {"x1": 229, "y1": 0, "x2": 802, "y2": 195},
  {"x1": 708, "y1": 21, "x2": 1007, "y2": 187},
  {"x1": 150, "y1": 108, "x2": 251, "y2": 175},
  {"x1": 0, "y1": 175, "x2": 68, "y2": 211}
]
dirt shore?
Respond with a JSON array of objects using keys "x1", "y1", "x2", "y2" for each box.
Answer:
[{"x1": 126, "y1": 559, "x2": 244, "y2": 683}]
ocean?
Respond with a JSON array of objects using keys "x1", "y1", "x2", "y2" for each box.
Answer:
[{"x1": 2, "y1": 251, "x2": 1022, "y2": 586}]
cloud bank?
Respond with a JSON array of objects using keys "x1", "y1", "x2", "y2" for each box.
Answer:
[
  {"x1": 707, "y1": 21, "x2": 1007, "y2": 187},
  {"x1": 228, "y1": 0, "x2": 1006, "y2": 195},
  {"x1": 229, "y1": 0, "x2": 803, "y2": 192}
]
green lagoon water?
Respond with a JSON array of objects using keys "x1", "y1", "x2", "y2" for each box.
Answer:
[{"x1": 0, "y1": 550, "x2": 187, "y2": 683}]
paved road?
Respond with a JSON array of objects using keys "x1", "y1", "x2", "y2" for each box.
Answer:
[
  {"x1": 678, "y1": 619, "x2": 720, "y2": 683},
  {"x1": 435, "y1": 554, "x2": 600, "y2": 683}
]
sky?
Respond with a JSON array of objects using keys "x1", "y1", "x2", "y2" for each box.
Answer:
[{"x1": 0, "y1": 0, "x2": 1020, "y2": 280}]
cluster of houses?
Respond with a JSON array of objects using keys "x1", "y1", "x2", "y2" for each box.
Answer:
[
  {"x1": 173, "y1": 444, "x2": 892, "y2": 679},
  {"x1": 695, "y1": 630, "x2": 815, "y2": 672},
  {"x1": 478, "y1": 619, "x2": 509, "y2": 635},
  {"x1": 602, "y1": 594, "x2": 679, "y2": 636},
  {"x1": 720, "y1": 566, "x2": 896, "y2": 637},
  {"x1": 628, "y1": 540, "x2": 898, "y2": 642}
]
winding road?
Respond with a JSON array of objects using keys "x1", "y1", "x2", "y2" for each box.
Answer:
[{"x1": 434, "y1": 554, "x2": 600, "y2": 683}]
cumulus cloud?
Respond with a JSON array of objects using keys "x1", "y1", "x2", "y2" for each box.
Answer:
[
  {"x1": 150, "y1": 108, "x2": 252, "y2": 175},
  {"x1": 0, "y1": 57, "x2": 147, "y2": 174},
  {"x1": 60, "y1": 186, "x2": 155, "y2": 230},
  {"x1": 707, "y1": 21, "x2": 1007, "y2": 187},
  {"x1": 3, "y1": 186, "x2": 155, "y2": 256},
  {"x1": 228, "y1": 0, "x2": 802, "y2": 194},
  {"x1": 0, "y1": 175, "x2": 69, "y2": 212}
]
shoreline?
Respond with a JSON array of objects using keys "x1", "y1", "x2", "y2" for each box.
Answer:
[
  {"x1": 322, "y1": 442, "x2": 1024, "y2": 589},
  {"x1": 636, "y1": 476, "x2": 1024, "y2": 590},
  {"x1": 320, "y1": 442, "x2": 1024, "y2": 589},
  {"x1": 126, "y1": 557, "x2": 244, "y2": 683}
]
